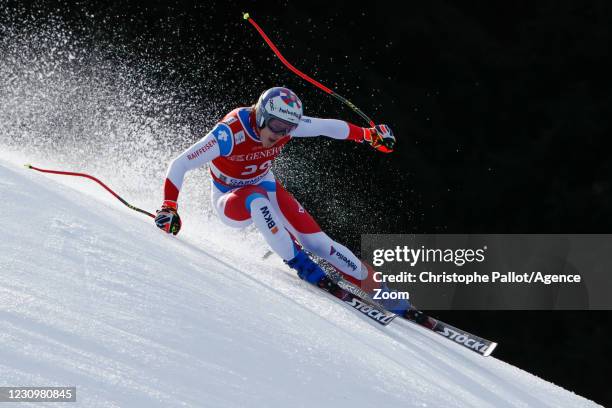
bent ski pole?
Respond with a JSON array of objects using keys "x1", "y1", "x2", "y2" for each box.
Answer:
[
  {"x1": 24, "y1": 164, "x2": 155, "y2": 218},
  {"x1": 242, "y1": 12, "x2": 375, "y2": 128}
]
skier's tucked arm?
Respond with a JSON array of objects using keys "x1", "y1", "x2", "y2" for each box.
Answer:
[
  {"x1": 290, "y1": 116, "x2": 396, "y2": 153},
  {"x1": 156, "y1": 123, "x2": 229, "y2": 235},
  {"x1": 163, "y1": 132, "x2": 220, "y2": 204}
]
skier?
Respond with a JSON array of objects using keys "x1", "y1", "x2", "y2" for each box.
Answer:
[{"x1": 154, "y1": 87, "x2": 407, "y2": 313}]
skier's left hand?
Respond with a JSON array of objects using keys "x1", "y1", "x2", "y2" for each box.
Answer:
[
  {"x1": 155, "y1": 203, "x2": 182, "y2": 235},
  {"x1": 365, "y1": 124, "x2": 395, "y2": 153}
]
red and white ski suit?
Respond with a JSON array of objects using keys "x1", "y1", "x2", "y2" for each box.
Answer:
[{"x1": 163, "y1": 107, "x2": 373, "y2": 281}]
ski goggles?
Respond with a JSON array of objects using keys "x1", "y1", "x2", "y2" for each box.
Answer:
[{"x1": 266, "y1": 118, "x2": 297, "y2": 135}]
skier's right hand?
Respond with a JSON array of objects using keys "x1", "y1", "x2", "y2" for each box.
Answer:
[
  {"x1": 155, "y1": 201, "x2": 182, "y2": 235},
  {"x1": 365, "y1": 124, "x2": 395, "y2": 153}
]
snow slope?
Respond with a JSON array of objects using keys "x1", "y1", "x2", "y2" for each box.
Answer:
[{"x1": 0, "y1": 157, "x2": 601, "y2": 408}]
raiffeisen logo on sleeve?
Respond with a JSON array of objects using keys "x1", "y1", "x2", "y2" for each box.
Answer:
[{"x1": 187, "y1": 138, "x2": 217, "y2": 160}]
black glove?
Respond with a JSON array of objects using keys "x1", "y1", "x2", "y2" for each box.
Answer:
[
  {"x1": 155, "y1": 202, "x2": 181, "y2": 235},
  {"x1": 365, "y1": 124, "x2": 396, "y2": 153}
]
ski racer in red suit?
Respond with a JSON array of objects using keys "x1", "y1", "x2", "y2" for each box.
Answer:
[{"x1": 155, "y1": 87, "x2": 406, "y2": 312}]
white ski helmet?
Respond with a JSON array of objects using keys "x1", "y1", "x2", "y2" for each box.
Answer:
[{"x1": 255, "y1": 87, "x2": 303, "y2": 131}]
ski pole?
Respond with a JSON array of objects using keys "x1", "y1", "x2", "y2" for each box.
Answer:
[
  {"x1": 242, "y1": 12, "x2": 375, "y2": 128},
  {"x1": 24, "y1": 164, "x2": 155, "y2": 218}
]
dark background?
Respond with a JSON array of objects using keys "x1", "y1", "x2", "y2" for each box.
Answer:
[{"x1": 3, "y1": 0, "x2": 611, "y2": 405}]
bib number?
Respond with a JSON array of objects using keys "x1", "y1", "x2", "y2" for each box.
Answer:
[{"x1": 241, "y1": 160, "x2": 272, "y2": 176}]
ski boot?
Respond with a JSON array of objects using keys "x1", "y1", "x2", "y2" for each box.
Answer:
[
  {"x1": 377, "y1": 283, "x2": 412, "y2": 315},
  {"x1": 286, "y1": 250, "x2": 339, "y2": 291},
  {"x1": 404, "y1": 308, "x2": 437, "y2": 329}
]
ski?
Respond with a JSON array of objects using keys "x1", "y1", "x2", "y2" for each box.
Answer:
[
  {"x1": 316, "y1": 277, "x2": 397, "y2": 326},
  {"x1": 402, "y1": 309, "x2": 498, "y2": 357},
  {"x1": 315, "y1": 278, "x2": 497, "y2": 355},
  {"x1": 311, "y1": 262, "x2": 497, "y2": 355}
]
